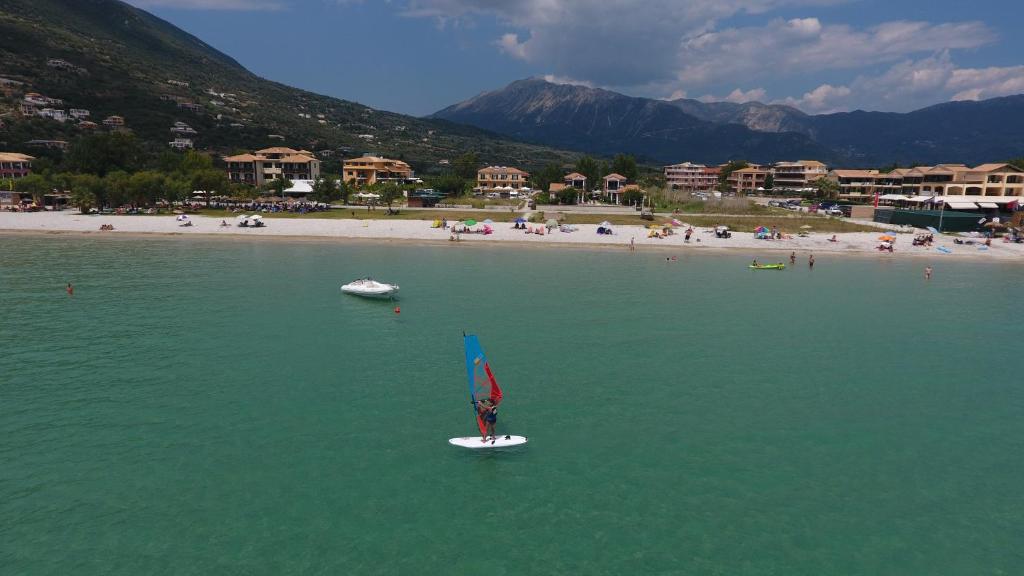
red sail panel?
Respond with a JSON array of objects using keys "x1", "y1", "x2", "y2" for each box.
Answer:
[{"x1": 483, "y1": 362, "x2": 502, "y2": 406}]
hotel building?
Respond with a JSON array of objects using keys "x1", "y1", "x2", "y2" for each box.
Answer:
[
  {"x1": 342, "y1": 155, "x2": 414, "y2": 187},
  {"x1": 224, "y1": 147, "x2": 321, "y2": 186},
  {"x1": 773, "y1": 160, "x2": 828, "y2": 190},
  {"x1": 476, "y1": 166, "x2": 529, "y2": 191},
  {"x1": 664, "y1": 162, "x2": 719, "y2": 192},
  {"x1": 726, "y1": 165, "x2": 769, "y2": 194},
  {"x1": 0, "y1": 152, "x2": 34, "y2": 180}
]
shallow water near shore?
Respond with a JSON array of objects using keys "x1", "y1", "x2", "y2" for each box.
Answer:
[{"x1": 2, "y1": 236, "x2": 1023, "y2": 575}]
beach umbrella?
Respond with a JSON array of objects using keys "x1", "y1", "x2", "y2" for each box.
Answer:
[
  {"x1": 599, "y1": 221, "x2": 612, "y2": 227},
  {"x1": 250, "y1": 214, "x2": 263, "y2": 220},
  {"x1": 755, "y1": 226, "x2": 769, "y2": 233},
  {"x1": 483, "y1": 225, "x2": 493, "y2": 232},
  {"x1": 671, "y1": 219, "x2": 683, "y2": 226},
  {"x1": 483, "y1": 219, "x2": 494, "y2": 224},
  {"x1": 463, "y1": 219, "x2": 477, "y2": 226},
  {"x1": 926, "y1": 226, "x2": 939, "y2": 234},
  {"x1": 647, "y1": 224, "x2": 662, "y2": 230},
  {"x1": 546, "y1": 218, "x2": 559, "y2": 227},
  {"x1": 878, "y1": 234, "x2": 895, "y2": 241},
  {"x1": 800, "y1": 225, "x2": 812, "y2": 229},
  {"x1": 176, "y1": 214, "x2": 189, "y2": 221},
  {"x1": 514, "y1": 217, "x2": 527, "y2": 223},
  {"x1": 236, "y1": 214, "x2": 249, "y2": 221}
]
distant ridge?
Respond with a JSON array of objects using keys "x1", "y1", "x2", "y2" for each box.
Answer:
[{"x1": 432, "y1": 78, "x2": 1024, "y2": 165}]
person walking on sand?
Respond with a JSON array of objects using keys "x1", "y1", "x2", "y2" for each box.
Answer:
[
  {"x1": 808, "y1": 253, "x2": 815, "y2": 269},
  {"x1": 66, "y1": 283, "x2": 74, "y2": 296},
  {"x1": 789, "y1": 251, "x2": 796, "y2": 265},
  {"x1": 925, "y1": 266, "x2": 933, "y2": 280}
]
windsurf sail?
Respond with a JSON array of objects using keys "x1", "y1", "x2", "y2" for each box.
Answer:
[{"x1": 464, "y1": 333, "x2": 503, "y2": 435}]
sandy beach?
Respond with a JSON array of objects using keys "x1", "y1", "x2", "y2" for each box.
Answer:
[{"x1": 2, "y1": 211, "x2": 1021, "y2": 261}]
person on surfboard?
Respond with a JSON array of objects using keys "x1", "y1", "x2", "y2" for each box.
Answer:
[{"x1": 477, "y1": 399, "x2": 498, "y2": 442}]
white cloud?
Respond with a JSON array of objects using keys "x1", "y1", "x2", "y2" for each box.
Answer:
[
  {"x1": 126, "y1": 0, "x2": 283, "y2": 9},
  {"x1": 675, "y1": 18, "x2": 992, "y2": 86},
  {"x1": 541, "y1": 75, "x2": 594, "y2": 88},
  {"x1": 495, "y1": 33, "x2": 529, "y2": 59},
  {"x1": 775, "y1": 84, "x2": 851, "y2": 112},
  {"x1": 725, "y1": 88, "x2": 767, "y2": 103}
]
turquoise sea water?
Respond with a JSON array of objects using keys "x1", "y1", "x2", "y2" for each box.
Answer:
[{"x1": 2, "y1": 235, "x2": 1022, "y2": 575}]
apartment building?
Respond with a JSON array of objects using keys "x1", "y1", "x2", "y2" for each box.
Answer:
[
  {"x1": 828, "y1": 169, "x2": 904, "y2": 198},
  {"x1": 476, "y1": 166, "x2": 529, "y2": 191},
  {"x1": 830, "y1": 163, "x2": 1024, "y2": 199},
  {"x1": 224, "y1": 147, "x2": 321, "y2": 186},
  {"x1": 773, "y1": 160, "x2": 827, "y2": 190},
  {"x1": 0, "y1": 152, "x2": 34, "y2": 180},
  {"x1": 727, "y1": 165, "x2": 769, "y2": 194},
  {"x1": 342, "y1": 155, "x2": 413, "y2": 187},
  {"x1": 664, "y1": 162, "x2": 719, "y2": 191}
]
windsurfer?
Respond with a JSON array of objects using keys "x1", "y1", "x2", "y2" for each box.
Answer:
[{"x1": 478, "y1": 399, "x2": 498, "y2": 442}]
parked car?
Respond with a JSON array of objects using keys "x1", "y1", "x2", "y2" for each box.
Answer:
[{"x1": 824, "y1": 207, "x2": 844, "y2": 216}]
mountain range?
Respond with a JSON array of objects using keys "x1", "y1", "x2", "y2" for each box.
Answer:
[
  {"x1": 0, "y1": 0, "x2": 574, "y2": 173},
  {"x1": 432, "y1": 78, "x2": 1024, "y2": 166}
]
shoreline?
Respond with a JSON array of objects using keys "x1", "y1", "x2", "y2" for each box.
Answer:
[{"x1": 2, "y1": 212, "x2": 1021, "y2": 262}]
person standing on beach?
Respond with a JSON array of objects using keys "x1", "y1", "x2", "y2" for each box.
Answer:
[
  {"x1": 789, "y1": 251, "x2": 796, "y2": 265},
  {"x1": 808, "y1": 254, "x2": 815, "y2": 269},
  {"x1": 925, "y1": 266, "x2": 933, "y2": 280},
  {"x1": 630, "y1": 237, "x2": 635, "y2": 252},
  {"x1": 66, "y1": 283, "x2": 74, "y2": 296}
]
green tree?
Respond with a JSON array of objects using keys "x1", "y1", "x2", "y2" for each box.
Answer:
[
  {"x1": 377, "y1": 182, "x2": 405, "y2": 211},
  {"x1": 621, "y1": 189, "x2": 644, "y2": 207},
  {"x1": 261, "y1": 178, "x2": 294, "y2": 199},
  {"x1": 180, "y1": 150, "x2": 214, "y2": 173},
  {"x1": 104, "y1": 171, "x2": 131, "y2": 208},
  {"x1": 427, "y1": 172, "x2": 470, "y2": 197},
  {"x1": 13, "y1": 173, "x2": 51, "y2": 203},
  {"x1": 638, "y1": 172, "x2": 666, "y2": 190},
  {"x1": 556, "y1": 189, "x2": 577, "y2": 205},
  {"x1": 610, "y1": 154, "x2": 639, "y2": 181},
  {"x1": 69, "y1": 174, "x2": 103, "y2": 213},
  {"x1": 575, "y1": 156, "x2": 602, "y2": 192},
  {"x1": 718, "y1": 160, "x2": 749, "y2": 190},
  {"x1": 311, "y1": 176, "x2": 342, "y2": 203},
  {"x1": 127, "y1": 171, "x2": 166, "y2": 206},
  {"x1": 811, "y1": 177, "x2": 840, "y2": 201},
  {"x1": 764, "y1": 173, "x2": 774, "y2": 190},
  {"x1": 190, "y1": 169, "x2": 230, "y2": 206},
  {"x1": 163, "y1": 176, "x2": 191, "y2": 205},
  {"x1": 232, "y1": 182, "x2": 260, "y2": 201},
  {"x1": 65, "y1": 132, "x2": 143, "y2": 176},
  {"x1": 452, "y1": 152, "x2": 480, "y2": 181},
  {"x1": 531, "y1": 162, "x2": 565, "y2": 196}
]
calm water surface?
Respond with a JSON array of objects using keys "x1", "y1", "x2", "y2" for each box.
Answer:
[{"x1": 2, "y1": 236, "x2": 1022, "y2": 575}]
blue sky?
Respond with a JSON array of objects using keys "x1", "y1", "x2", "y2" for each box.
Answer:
[{"x1": 127, "y1": 0, "x2": 1024, "y2": 116}]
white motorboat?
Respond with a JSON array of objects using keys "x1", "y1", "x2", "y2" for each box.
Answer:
[{"x1": 340, "y1": 278, "x2": 399, "y2": 298}]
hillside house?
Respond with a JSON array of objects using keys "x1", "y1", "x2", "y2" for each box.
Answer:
[
  {"x1": 168, "y1": 138, "x2": 194, "y2": 150},
  {"x1": 171, "y1": 121, "x2": 197, "y2": 135},
  {"x1": 102, "y1": 115, "x2": 125, "y2": 127},
  {"x1": 25, "y1": 140, "x2": 68, "y2": 150},
  {"x1": 38, "y1": 108, "x2": 67, "y2": 122},
  {"x1": 68, "y1": 109, "x2": 90, "y2": 119}
]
